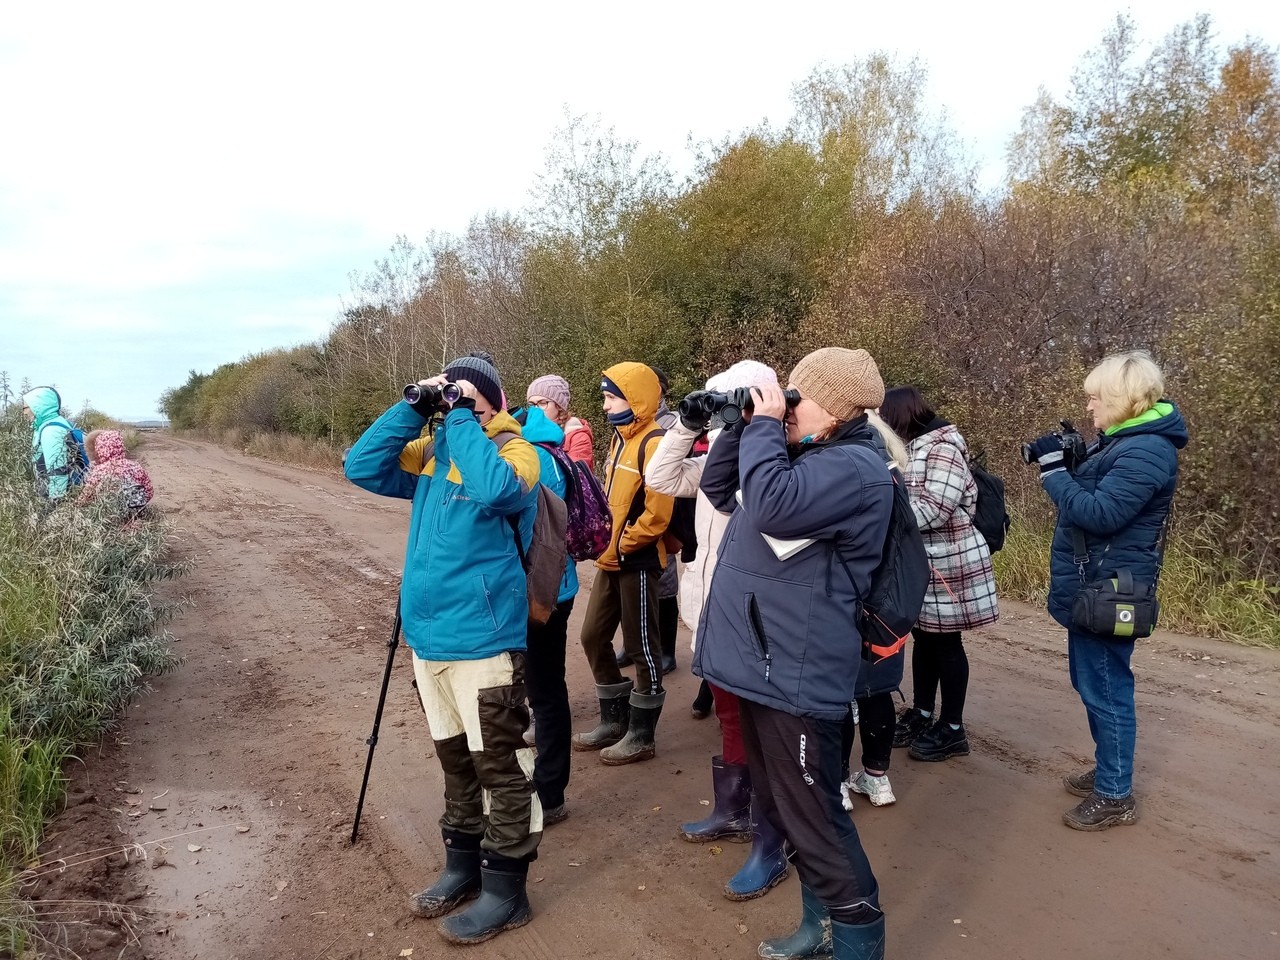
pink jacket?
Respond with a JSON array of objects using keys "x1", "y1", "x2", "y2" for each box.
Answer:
[
  {"x1": 563, "y1": 416, "x2": 595, "y2": 472},
  {"x1": 79, "y1": 431, "x2": 154, "y2": 511}
]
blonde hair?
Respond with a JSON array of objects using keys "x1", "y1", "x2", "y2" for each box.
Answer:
[
  {"x1": 867, "y1": 411, "x2": 909, "y2": 470},
  {"x1": 1084, "y1": 350, "x2": 1165, "y2": 427},
  {"x1": 84, "y1": 429, "x2": 104, "y2": 464}
]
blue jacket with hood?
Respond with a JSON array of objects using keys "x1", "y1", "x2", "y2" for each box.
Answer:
[
  {"x1": 343, "y1": 401, "x2": 541, "y2": 661},
  {"x1": 520, "y1": 405, "x2": 580, "y2": 605},
  {"x1": 1043, "y1": 401, "x2": 1189, "y2": 630},
  {"x1": 693, "y1": 414, "x2": 894, "y2": 720},
  {"x1": 24, "y1": 387, "x2": 74, "y2": 501}
]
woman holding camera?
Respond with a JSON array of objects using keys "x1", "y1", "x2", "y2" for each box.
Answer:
[
  {"x1": 1025, "y1": 350, "x2": 1186, "y2": 831},
  {"x1": 879, "y1": 386, "x2": 999, "y2": 763},
  {"x1": 696, "y1": 347, "x2": 893, "y2": 960}
]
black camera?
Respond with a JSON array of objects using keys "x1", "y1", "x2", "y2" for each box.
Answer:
[
  {"x1": 678, "y1": 387, "x2": 801, "y2": 428},
  {"x1": 1021, "y1": 419, "x2": 1089, "y2": 470},
  {"x1": 404, "y1": 382, "x2": 463, "y2": 410}
]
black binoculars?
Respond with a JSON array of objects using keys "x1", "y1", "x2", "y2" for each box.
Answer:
[
  {"x1": 404, "y1": 382, "x2": 463, "y2": 410},
  {"x1": 678, "y1": 387, "x2": 801, "y2": 428}
]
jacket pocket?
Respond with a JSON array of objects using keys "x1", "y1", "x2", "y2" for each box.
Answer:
[{"x1": 743, "y1": 593, "x2": 773, "y2": 680}]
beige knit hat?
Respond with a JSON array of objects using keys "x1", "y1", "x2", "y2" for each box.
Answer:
[{"x1": 789, "y1": 347, "x2": 885, "y2": 422}]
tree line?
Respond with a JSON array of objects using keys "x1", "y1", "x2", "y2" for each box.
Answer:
[{"x1": 162, "y1": 15, "x2": 1280, "y2": 590}]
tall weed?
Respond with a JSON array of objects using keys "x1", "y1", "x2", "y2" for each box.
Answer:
[{"x1": 0, "y1": 411, "x2": 184, "y2": 941}]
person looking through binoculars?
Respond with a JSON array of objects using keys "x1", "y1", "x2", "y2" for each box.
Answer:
[
  {"x1": 695, "y1": 347, "x2": 894, "y2": 960},
  {"x1": 343, "y1": 352, "x2": 544, "y2": 945}
]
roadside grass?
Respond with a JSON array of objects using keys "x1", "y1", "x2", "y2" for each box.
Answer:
[
  {"x1": 0, "y1": 413, "x2": 184, "y2": 949},
  {"x1": 995, "y1": 521, "x2": 1280, "y2": 647}
]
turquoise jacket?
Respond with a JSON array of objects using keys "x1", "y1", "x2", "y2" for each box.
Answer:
[
  {"x1": 343, "y1": 401, "x2": 541, "y2": 661},
  {"x1": 23, "y1": 387, "x2": 72, "y2": 501},
  {"x1": 520, "y1": 406, "x2": 580, "y2": 605}
]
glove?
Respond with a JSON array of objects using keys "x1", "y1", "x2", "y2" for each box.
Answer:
[{"x1": 1026, "y1": 434, "x2": 1067, "y2": 476}]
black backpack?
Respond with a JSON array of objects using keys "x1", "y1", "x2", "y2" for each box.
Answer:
[
  {"x1": 815, "y1": 434, "x2": 930, "y2": 664},
  {"x1": 967, "y1": 452, "x2": 1010, "y2": 553},
  {"x1": 851, "y1": 465, "x2": 931, "y2": 661}
]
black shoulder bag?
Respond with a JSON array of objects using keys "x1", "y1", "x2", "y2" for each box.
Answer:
[{"x1": 1068, "y1": 493, "x2": 1173, "y2": 642}]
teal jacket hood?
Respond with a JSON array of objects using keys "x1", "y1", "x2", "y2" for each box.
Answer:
[
  {"x1": 23, "y1": 387, "x2": 62, "y2": 432},
  {"x1": 521, "y1": 406, "x2": 566, "y2": 446}
]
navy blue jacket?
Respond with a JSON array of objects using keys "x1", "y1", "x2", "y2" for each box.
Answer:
[
  {"x1": 693, "y1": 416, "x2": 894, "y2": 720},
  {"x1": 1043, "y1": 402, "x2": 1188, "y2": 629}
]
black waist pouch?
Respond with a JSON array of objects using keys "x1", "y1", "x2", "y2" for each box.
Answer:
[{"x1": 1071, "y1": 569, "x2": 1158, "y2": 640}]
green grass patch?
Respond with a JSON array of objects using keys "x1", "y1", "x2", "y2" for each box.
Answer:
[{"x1": 994, "y1": 522, "x2": 1280, "y2": 647}]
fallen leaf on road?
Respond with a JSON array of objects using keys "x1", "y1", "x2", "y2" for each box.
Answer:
[
  {"x1": 276, "y1": 880, "x2": 289, "y2": 892},
  {"x1": 236, "y1": 824, "x2": 251, "y2": 833},
  {"x1": 187, "y1": 844, "x2": 202, "y2": 853},
  {"x1": 399, "y1": 950, "x2": 413, "y2": 957},
  {"x1": 638, "y1": 885, "x2": 646, "y2": 891},
  {"x1": 737, "y1": 923, "x2": 748, "y2": 935},
  {"x1": 651, "y1": 806, "x2": 661, "y2": 811},
  {"x1": 709, "y1": 846, "x2": 723, "y2": 856},
  {"x1": 699, "y1": 799, "x2": 711, "y2": 806}
]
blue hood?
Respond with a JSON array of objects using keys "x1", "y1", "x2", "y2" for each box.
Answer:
[{"x1": 521, "y1": 406, "x2": 565, "y2": 446}]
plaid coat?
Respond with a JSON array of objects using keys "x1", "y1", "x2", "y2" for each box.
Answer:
[{"x1": 905, "y1": 423, "x2": 999, "y2": 632}]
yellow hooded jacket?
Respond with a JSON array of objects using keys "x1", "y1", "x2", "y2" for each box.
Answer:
[{"x1": 597, "y1": 362, "x2": 674, "y2": 572}]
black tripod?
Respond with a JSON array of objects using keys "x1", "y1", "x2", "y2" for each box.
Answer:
[{"x1": 351, "y1": 605, "x2": 402, "y2": 844}]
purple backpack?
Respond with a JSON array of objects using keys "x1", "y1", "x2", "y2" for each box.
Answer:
[{"x1": 543, "y1": 444, "x2": 612, "y2": 561}]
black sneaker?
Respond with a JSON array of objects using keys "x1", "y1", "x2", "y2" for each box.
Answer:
[
  {"x1": 1063, "y1": 793, "x2": 1137, "y2": 831},
  {"x1": 908, "y1": 721, "x2": 970, "y2": 762},
  {"x1": 1063, "y1": 768, "x2": 1096, "y2": 799},
  {"x1": 892, "y1": 708, "x2": 933, "y2": 749},
  {"x1": 541, "y1": 803, "x2": 569, "y2": 827}
]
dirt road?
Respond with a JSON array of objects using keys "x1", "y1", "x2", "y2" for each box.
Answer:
[{"x1": 30, "y1": 434, "x2": 1280, "y2": 959}]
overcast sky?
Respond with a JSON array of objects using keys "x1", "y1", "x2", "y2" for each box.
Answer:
[{"x1": 3, "y1": 1, "x2": 1277, "y2": 420}]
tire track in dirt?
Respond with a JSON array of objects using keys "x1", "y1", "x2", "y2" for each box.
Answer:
[{"x1": 30, "y1": 434, "x2": 1280, "y2": 960}]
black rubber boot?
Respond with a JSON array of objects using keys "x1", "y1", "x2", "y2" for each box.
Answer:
[
  {"x1": 758, "y1": 884, "x2": 833, "y2": 959},
  {"x1": 599, "y1": 691, "x2": 663, "y2": 765},
  {"x1": 680, "y1": 756, "x2": 752, "y2": 842},
  {"x1": 437, "y1": 854, "x2": 531, "y2": 945},
  {"x1": 724, "y1": 795, "x2": 789, "y2": 901},
  {"x1": 409, "y1": 830, "x2": 482, "y2": 919},
  {"x1": 831, "y1": 915, "x2": 885, "y2": 960},
  {"x1": 571, "y1": 680, "x2": 632, "y2": 751}
]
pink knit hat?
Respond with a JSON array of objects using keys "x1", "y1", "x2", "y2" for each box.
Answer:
[
  {"x1": 705, "y1": 360, "x2": 779, "y2": 393},
  {"x1": 527, "y1": 374, "x2": 571, "y2": 410}
]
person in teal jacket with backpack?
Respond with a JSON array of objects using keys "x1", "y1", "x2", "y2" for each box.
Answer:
[
  {"x1": 516, "y1": 401, "x2": 579, "y2": 827},
  {"x1": 22, "y1": 386, "x2": 82, "y2": 501},
  {"x1": 343, "y1": 352, "x2": 544, "y2": 946}
]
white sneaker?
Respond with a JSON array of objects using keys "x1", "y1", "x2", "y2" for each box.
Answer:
[{"x1": 845, "y1": 770, "x2": 896, "y2": 807}]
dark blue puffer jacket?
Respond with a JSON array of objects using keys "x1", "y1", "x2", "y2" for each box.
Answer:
[
  {"x1": 1043, "y1": 402, "x2": 1189, "y2": 629},
  {"x1": 693, "y1": 415, "x2": 894, "y2": 720}
]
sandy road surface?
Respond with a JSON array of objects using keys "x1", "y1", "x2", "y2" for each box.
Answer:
[{"x1": 30, "y1": 433, "x2": 1280, "y2": 959}]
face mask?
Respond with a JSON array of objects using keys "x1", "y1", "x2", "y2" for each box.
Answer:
[{"x1": 607, "y1": 409, "x2": 636, "y2": 427}]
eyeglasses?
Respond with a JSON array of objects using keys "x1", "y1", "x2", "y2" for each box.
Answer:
[{"x1": 529, "y1": 397, "x2": 555, "y2": 409}]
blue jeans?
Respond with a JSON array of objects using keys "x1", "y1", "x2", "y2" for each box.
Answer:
[{"x1": 1067, "y1": 629, "x2": 1136, "y2": 799}]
